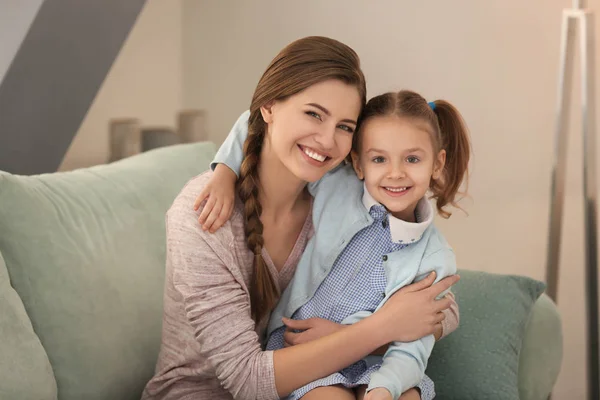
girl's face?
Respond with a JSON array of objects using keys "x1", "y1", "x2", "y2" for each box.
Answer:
[
  {"x1": 351, "y1": 115, "x2": 446, "y2": 222},
  {"x1": 261, "y1": 79, "x2": 362, "y2": 183}
]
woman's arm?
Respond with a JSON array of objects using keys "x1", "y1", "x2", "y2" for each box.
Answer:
[
  {"x1": 274, "y1": 274, "x2": 457, "y2": 396},
  {"x1": 369, "y1": 290, "x2": 457, "y2": 354},
  {"x1": 272, "y1": 313, "x2": 395, "y2": 396},
  {"x1": 169, "y1": 184, "x2": 278, "y2": 400},
  {"x1": 170, "y1": 218, "x2": 394, "y2": 399},
  {"x1": 279, "y1": 281, "x2": 459, "y2": 352}
]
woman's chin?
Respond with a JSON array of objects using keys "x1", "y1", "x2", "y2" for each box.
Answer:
[
  {"x1": 297, "y1": 171, "x2": 326, "y2": 184},
  {"x1": 286, "y1": 161, "x2": 332, "y2": 183}
]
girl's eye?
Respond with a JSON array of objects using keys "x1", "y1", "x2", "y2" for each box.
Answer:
[
  {"x1": 306, "y1": 111, "x2": 322, "y2": 121},
  {"x1": 407, "y1": 156, "x2": 420, "y2": 164},
  {"x1": 338, "y1": 124, "x2": 354, "y2": 133},
  {"x1": 372, "y1": 156, "x2": 386, "y2": 164}
]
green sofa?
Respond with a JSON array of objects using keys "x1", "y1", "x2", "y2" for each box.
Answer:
[{"x1": 0, "y1": 142, "x2": 562, "y2": 400}]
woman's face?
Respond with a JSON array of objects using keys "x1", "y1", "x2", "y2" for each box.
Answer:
[{"x1": 261, "y1": 79, "x2": 362, "y2": 183}]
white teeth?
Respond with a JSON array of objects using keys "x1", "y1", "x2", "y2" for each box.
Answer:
[
  {"x1": 302, "y1": 147, "x2": 326, "y2": 162},
  {"x1": 385, "y1": 187, "x2": 407, "y2": 192}
]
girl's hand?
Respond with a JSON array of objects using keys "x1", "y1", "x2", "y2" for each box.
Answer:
[
  {"x1": 193, "y1": 164, "x2": 237, "y2": 233},
  {"x1": 281, "y1": 317, "x2": 344, "y2": 347},
  {"x1": 376, "y1": 272, "x2": 460, "y2": 343},
  {"x1": 364, "y1": 388, "x2": 393, "y2": 400}
]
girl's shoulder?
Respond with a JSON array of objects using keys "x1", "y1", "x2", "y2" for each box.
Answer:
[{"x1": 420, "y1": 223, "x2": 454, "y2": 259}]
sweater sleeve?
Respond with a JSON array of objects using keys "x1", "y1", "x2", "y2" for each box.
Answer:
[
  {"x1": 167, "y1": 182, "x2": 279, "y2": 400},
  {"x1": 440, "y1": 291, "x2": 459, "y2": 339}
]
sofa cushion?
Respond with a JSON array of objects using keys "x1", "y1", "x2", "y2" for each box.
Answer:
[
  {"x1": 0, "y1": 142, "x2": 215, "y2": 400},
  {"x1": 518, "y1": 293, "x2": 562, "y2": 400},
  {"x1": 0, "y1": 250, "x2": 57, "y2": 400},
  {"x1": 426, "y1": 269, "x2": 547, "y2": 400}
]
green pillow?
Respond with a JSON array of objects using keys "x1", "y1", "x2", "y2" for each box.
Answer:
[
  {"x1": 518, "y1": 293, "x2": 562, "y2": 400},
  {"x1": 427, "y1": 270, "x2": 546, "y2": 399},
  {"x1": 0, "y1": 142, "x2": 215, "y2": 400},
  {"x1": 0, "y1": 250, "x2": 57, "y2": 400}
]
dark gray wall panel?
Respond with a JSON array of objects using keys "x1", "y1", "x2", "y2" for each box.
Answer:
[{"x1": 0, "y1": 0, "x2": 147, "y2": 174}]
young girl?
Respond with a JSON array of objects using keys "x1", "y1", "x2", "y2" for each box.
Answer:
[{"x1": 197, "y1": 90, "x2": 469, "y2": 400}]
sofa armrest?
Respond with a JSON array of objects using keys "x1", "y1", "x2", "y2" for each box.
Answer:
[{"x1": 518, "y1": 293, "x2": 563, "y2": 400}]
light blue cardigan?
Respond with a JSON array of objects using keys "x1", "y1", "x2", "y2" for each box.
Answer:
[{"x1": 212, "y1": 111, "x2": 457, "y2": 399}]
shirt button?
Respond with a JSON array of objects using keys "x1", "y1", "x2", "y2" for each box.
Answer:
[{"x1": 382, "y1": 255, "x2": 388, "y2": 261}]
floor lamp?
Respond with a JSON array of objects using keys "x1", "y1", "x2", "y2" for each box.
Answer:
[{"x1": 545, "y1": 1, "x2": 598, "y2": 399}]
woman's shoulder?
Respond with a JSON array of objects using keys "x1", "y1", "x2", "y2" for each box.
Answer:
[
  {"x1": 167, "y1": 170, "x2": 242, "y2": 243},
  {"x1": 165, "y1": 172, "x2": 252, "y2": 283},
  {"x1": 168, "y1": 170, "x2": 213, "y2": 219}
]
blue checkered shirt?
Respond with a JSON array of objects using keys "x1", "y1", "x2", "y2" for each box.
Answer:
[{"x1": 266, "y1": 205, "x2": 435, "y2": 399}]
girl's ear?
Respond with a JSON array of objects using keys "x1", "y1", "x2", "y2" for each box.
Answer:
[{"x1": 432, "y1": 149, "x2": 446, "y2": 180}]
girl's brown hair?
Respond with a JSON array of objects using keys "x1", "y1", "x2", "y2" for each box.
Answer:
[
  {"x1": 239, "y1": 36, "x2": 367, "y2": 321},
  {"x1": 354, "y1": 90, "x2": 470, "y2": 218}
]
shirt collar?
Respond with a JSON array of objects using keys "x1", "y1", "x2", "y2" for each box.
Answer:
[{"x1": 362, "y1": 184, "x2": 434, "y2": 244}]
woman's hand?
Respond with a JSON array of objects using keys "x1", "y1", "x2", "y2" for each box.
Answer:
[
  {"x1": 376, "y1": 272, "x2": 460, "y2": 343},
  {"x1": 281, "y1": 317, "x2": 344, "y2": 347},
  {"x1": 193, "y1": 164, "x2": 237, "y2": 233},
  {"x1": 281, "y1": 273, "x2": 457, "y2": 348}
]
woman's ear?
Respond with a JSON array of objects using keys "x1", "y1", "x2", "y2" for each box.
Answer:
[
  {"x1": 351, "y1": 150, "x2": 364, "y2": 180},
  {"x1": 432, "y1": 149, "x2": 446, "y2": 180},
  {"x1": 260, "y1": 102, "x2": 275, "y2": 123}
]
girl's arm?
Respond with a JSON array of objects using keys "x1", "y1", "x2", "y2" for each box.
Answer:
[
  {"x1": 209, "y1": 110, "x2": 249, "y2": 176},
  {"x1": 366, "y1": 248, "x2": 457, "y2": 399},
  {"x1": 193, "y1": 111, "x2": 249, "y2": 232}
]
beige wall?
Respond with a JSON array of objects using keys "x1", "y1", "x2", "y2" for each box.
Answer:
[
  {"x1": 183, "y1": 1, "x2": 600, "y2": 398},
  {"x1": 59, "y1": 0, "x2": 183, "y2": 171}
]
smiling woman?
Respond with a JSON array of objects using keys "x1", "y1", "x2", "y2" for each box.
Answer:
[{"x1": 263, "y1": 79, "x2": 360, "y2": 183}]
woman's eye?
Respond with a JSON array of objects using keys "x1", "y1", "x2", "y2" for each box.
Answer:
[
  {"x1": 372, "y1": 156, "x2": 386, "y2": 163},
  {"x1": 306, "y1": 111, "x2": 322, "y2": 121},
  {"x1": 407, "y1": 156, "x2": 420, "y2": 164},
  {"x1": 338, "y1": 124, "x2": 354, "y2": 133}
]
